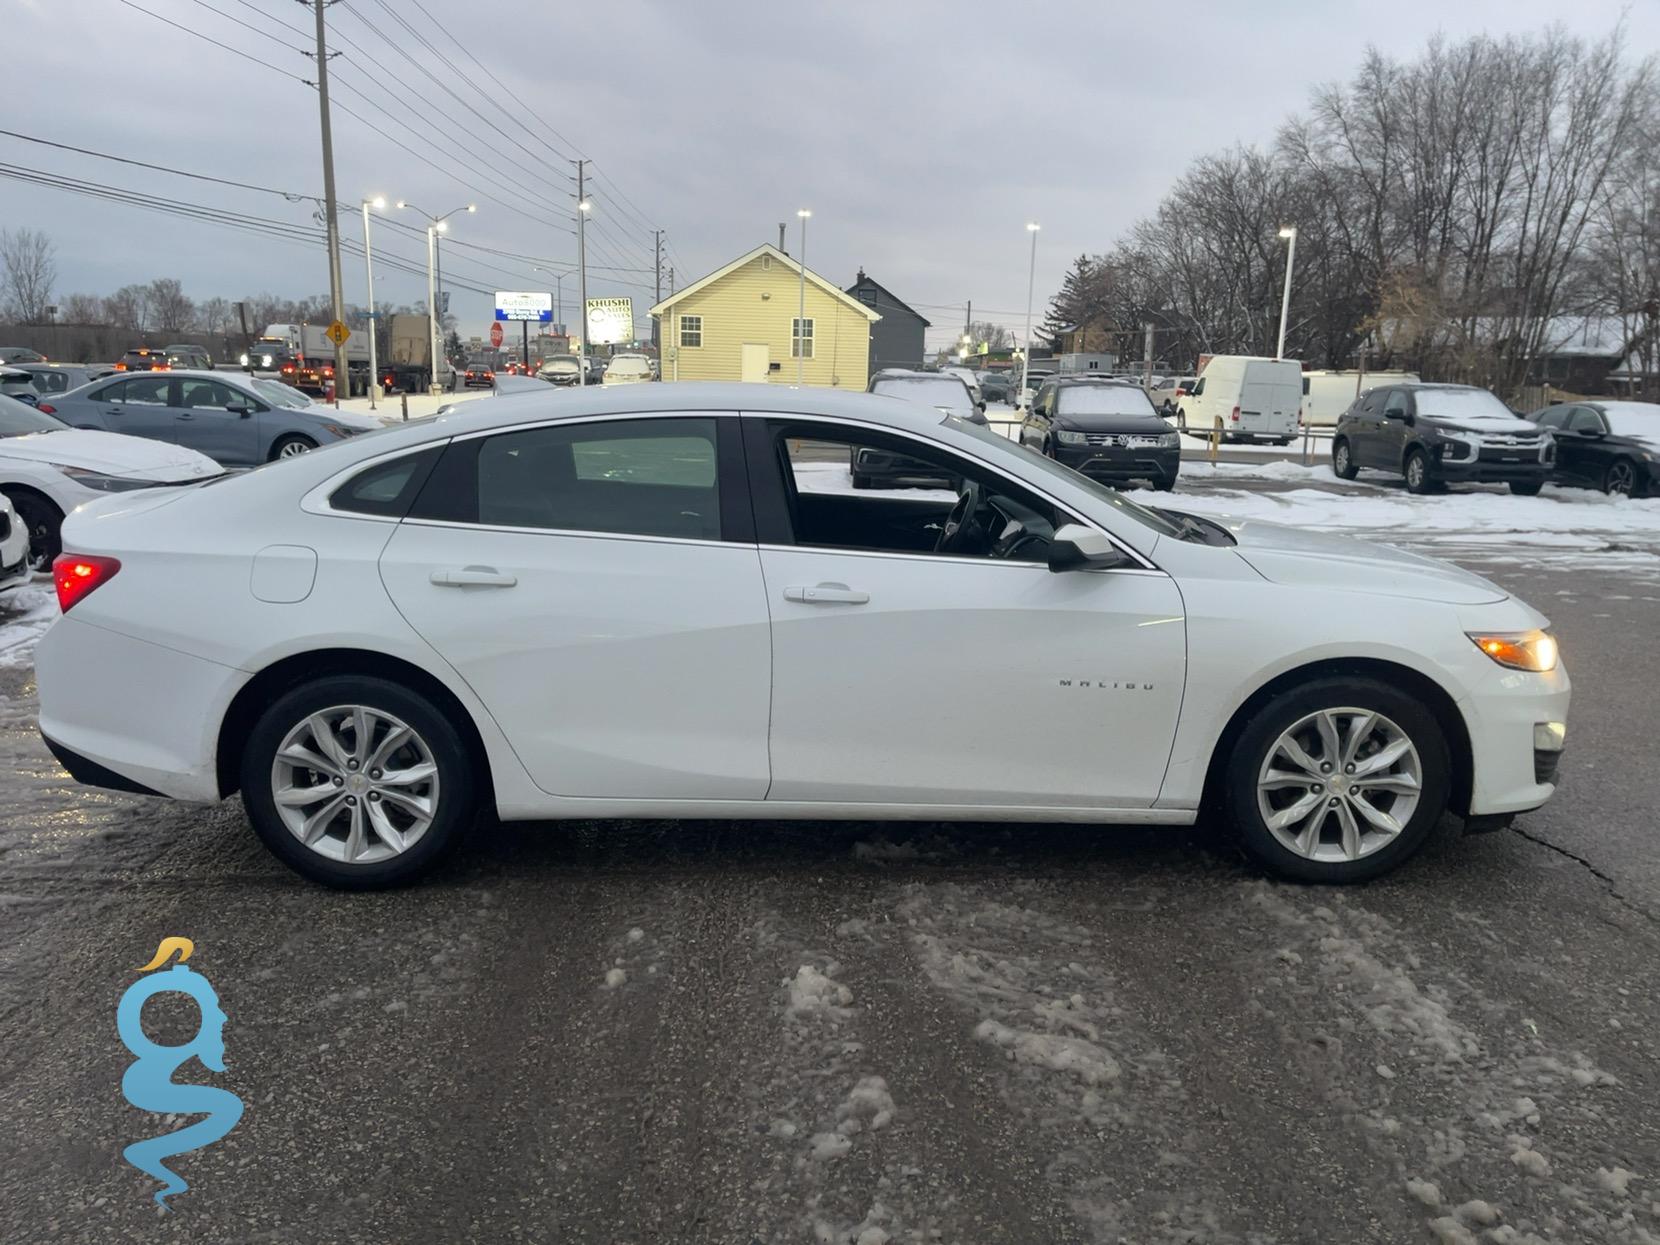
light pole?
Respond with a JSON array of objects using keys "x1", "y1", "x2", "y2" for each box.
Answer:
[
  {"x1": 576, "y1": 194, "x2": 592, "y2": 385},
  {"x1": 360, "y1": 196, "x2": 385, "y2": 408},
  {"x1": 397, "y1": 201, "x2": 474, "y2": 391},
  {"x1": 797, "y1": 209, "x2": 811, "y2": 385},
  {"x1": 1276, "y1": 225, "x2": 1297, "y2": 360},
  {"x1": 1021, "y1": 222, "x2": 1040, "y2": 408},
  {"x1": 533, "y1": 266, "x2": 568, "y2": 330}
]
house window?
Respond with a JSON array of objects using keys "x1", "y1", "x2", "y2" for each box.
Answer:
[
  {"x1": 857, "y1": 288, "x2": 877, "y2": 305},
  {"x1": 679, "y1": 314, "x2": 702, "y2": 348},
  {"x1": 792, "y1": 317, "x2": 814, "y2": 359}
]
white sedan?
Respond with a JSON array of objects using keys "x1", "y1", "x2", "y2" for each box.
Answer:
[
  {"x1": 35, "y1": 384, "x2": 1569, "y2": 888},
  {"x1": 0, "y1": 394, "x2": 222, "y2": 566},
  {"x1": 0, "y1": 491, "x2": 28, "y2": 591}
]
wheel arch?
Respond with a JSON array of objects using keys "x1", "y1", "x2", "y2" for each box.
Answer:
[
  {"x1": 215, "y1": 647, "x2": 497, "y2": 811},
  {"x1": 0, "y1": 480, "x2": 61, "y2": 514},
  {"x1": 1199, "y1": 656, "x2": 1473, "y2": 819}
]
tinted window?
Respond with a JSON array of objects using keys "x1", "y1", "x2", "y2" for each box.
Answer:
[
  {"x1": 475, "y1": 417, "x2": 719, "y2": 540},
  {"x1": 1533, "y1": 406, "x2": 1569, "y2": 430},
  {"x1": 330, "y1": 447, "x2": 442, "y2": 518}
]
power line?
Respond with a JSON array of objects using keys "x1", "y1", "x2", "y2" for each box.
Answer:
[
  {"x1": 0, "y1": 130, "x2": 316, "y2": 202},
  {"x1": 115, "y1": 0, "x2": 309, "y2": 82}
]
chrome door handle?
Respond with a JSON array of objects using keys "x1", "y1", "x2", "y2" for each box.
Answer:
[
  {"x1": 430, "y1": 566, "x2": 518, "y2": 588},
  {"x1": 783, "y1": 583, "x2": 869, "y2": 605}
]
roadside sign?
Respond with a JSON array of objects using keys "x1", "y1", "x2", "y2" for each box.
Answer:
[
  {"x1": 325, "y1": 320, "x2": 350, "y2": 345},
  {"x1": 489, "y1": 322, "x2": 504, "y2": 348},
  {"x1": 585, "y1": 297, "x2": 634, "y2": 346},
  {"x1": 495, "y1": 290, "x2": 554, "y2": 323}
]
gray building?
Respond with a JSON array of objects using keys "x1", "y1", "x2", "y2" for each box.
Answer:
[{"x1": 846, "y1": 270, "x2": 929, "y2": 373}]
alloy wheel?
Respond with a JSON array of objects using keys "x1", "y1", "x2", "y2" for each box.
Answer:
[
  {"x1": 1335, "y1": 444, "x2": 1350, "y2": 474},
  {"x1": 1607, "y1": 461, "x2": 1635, "y2": 495},
  {"x1": 278, "y1": 439, "x2": 312, "y2": 458},
  {"x1": 270, "y1": 705, "x2": 440, "y2": 864},
  {"x1": 1406, "y1": 456, "x2": 1425, "y2": 489},
  {"x1": 1255, "y1": 707, "x2": 1422, "y2": 863}
]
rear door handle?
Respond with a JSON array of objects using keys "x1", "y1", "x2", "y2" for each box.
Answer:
[
  {"x1": 783, "y1": 583, "x2": 868, "y2": 605},
  {"x1": 430, "y1": 566, "x2": 518, "y2": 588}
]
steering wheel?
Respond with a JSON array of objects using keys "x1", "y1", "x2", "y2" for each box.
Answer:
[{"x1": 935, "y1": 479, "x2": 983, "y2": 554}]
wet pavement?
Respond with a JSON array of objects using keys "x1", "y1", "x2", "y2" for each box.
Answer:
[{"x1": 0, "y1": 546, "x2": 1657, "y2": 1243}]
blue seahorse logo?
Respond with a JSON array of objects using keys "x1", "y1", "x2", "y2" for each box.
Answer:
[{"x1": 116, "y1": 937, "x2": 244, "y2": 1210}]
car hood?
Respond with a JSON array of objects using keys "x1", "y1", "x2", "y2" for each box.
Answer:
[
  {"x1": 1215, "y1": 515, "x2": 1510, "y2": 604},
  {"x1": 0, "y1": 429, "x2": 223, "y2": 480},
  {"x1": 294, "y1": 407, "x2": 385, "y2": 431}
]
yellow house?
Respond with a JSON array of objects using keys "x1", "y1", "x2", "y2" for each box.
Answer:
[{"x1": 650, "y1": 243, "x2": 881, "y2": 387}]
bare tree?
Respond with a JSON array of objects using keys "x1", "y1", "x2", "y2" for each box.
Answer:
[
  {"x1": 104, "y1": 284, "x2": 150, "y2": 332},
  {"x1": 965, "y1": 321, "x2": 1012, "y2": 351},
  {"x1": 60, "y1": 293, "x2": 108, "y2": 325},
  {"x1": 147, "y1": 278, "x2": 194, "y2": 333},
  {"x1": 0, "y1": 227, "x2": 57, "y2": 323},
  {"x1": 196, "y1": 295, "x2": 231, "y2": 336}
]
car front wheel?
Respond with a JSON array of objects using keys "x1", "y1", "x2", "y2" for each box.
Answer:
[
  {"x1": 1404, "y1": 448, "x2": 1432, "y2": 494},
  {"x1": 1226, "y1": 677, "x2": 1450, "y2": 883},
  {"x1": 9, "y1": 491, "x2": 63, "y2": 570},
  {"x1": 1332, "y1": 438, "x2": 1358, "y2": 479},
  {"x1": 270, "y1": 434, "x2": 317, "y2": 460},
  {"x1": 240, "y1": 675, "x2": 476, "y2": 888},
  {"x1": 1605, "y1": 460, "x2": 1638, "y2": 496}
]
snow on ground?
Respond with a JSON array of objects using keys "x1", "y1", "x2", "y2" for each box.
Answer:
[{"x1": 0, "y1": 580, "x2": 55, "y2": 670}]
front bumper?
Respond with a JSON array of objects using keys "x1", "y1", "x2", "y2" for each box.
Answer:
[
  {"x1": 1460, "y1": 658, "x2": 1571, "y2": 816},
  {"x1": 1434, "y1": 456, "x2": 1551, "y2": 484},
  {"x1": 0, "y1": 553, "x2": 28, "y2": 591},
  {"x1": 1053, "y1": 443, "x2": 1180, "y2": 483}
]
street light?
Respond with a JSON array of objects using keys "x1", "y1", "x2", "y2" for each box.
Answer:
[
  {"x1": 796, "y1": 209, "x2": 811, "y2": 385},
  {"x1": 577, "y1": 197, "x2": 591, "y2": 386},
  {"x1": 532, "y1": 266, "x2": 568, "y2": 329},
  {"x1": 1021, "y1": 222, "x2": 1040, "y2": 408},
  {"x1": 1276, "y1": 225, "x2": 1297, "y2": 360},
  {"x1": 360, "y1": 196, "x2": 385, "y2": 408},
  {"x1": 397, "y1": 202, "x2": 475, "y2": 392}
]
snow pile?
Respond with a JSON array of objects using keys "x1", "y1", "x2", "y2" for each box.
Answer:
[
  {"x1": 602, "y1": 967, "x2": 627, "y2": 989},
  {"x1": 0, "y1": 581, "x2": 55, "y2": 670},
  {"x1": 1595, "y1": 1166, "x2": 1638, "y2": 1196},
  {"x1": 807, "y1": 1131, "x2": 851, "y2": 1162},
  {"x1": 833, "y1": 1076, "x2": 895, "y2": 1136},
  {"x1": 974, "y1": 1018, "x2": 1121, "y2": 1085},
  {"x1": 1508, "y1": 1136, "x2": 1552, "y2": 1178},
  {"x1": 785, "y1": 963, "x2": 854, "y2": 1022}
]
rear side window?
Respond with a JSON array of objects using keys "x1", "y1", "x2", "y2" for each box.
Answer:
[{"x1": 329, "y1": 446, "x2": 442, "y2": 518}]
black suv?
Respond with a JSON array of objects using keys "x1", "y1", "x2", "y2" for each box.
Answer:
[
  {"x1": 1333, "y1": 382, "x2": 1552, "y2": 494},
  {"x1": 1020, "y1": 376, "x2": 1180, "y2": 489}
]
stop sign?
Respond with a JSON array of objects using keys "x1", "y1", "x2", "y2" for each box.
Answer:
[{"x1": 489, "y1": 322, "x2": 504, "y2": 348}]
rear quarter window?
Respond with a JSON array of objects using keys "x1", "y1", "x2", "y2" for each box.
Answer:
[{"x1": 328, "y1": 446, "x2": 442, "y2": 518}]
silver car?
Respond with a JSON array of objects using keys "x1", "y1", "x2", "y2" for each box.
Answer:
[{"x1": 43, "y1": 369, "x2": 384, "y2": 467}]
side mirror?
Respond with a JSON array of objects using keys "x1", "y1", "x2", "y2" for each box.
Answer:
[
  {"x1": 1048, "y1": 524, "x2": 1127, "y2": 573},
  {"x1": 1384, "y1": 407, "x2": 1407, "y2": 421},
  {"x1": 227, "y1": 403, "x2": 253, "y2": 417}
]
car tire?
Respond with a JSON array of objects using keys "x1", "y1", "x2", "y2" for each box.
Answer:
[
  {"x1": 240, "y1": 674, "x2": 476, "y2": 889},
  {"x1": 1332, "y1": 438, "x2": 1359, "y2": 480},
  {"x1": 1176, "y1": 410, "x2": 1188, "y2": 433},
  {"x1": 850, "y1": 473, "x2": 873, "y2": 489},
  {"x1": 1509, "y1": 480, "x2": 1543, "y2": 496},
  {"x1": 9, "y1": 490, "x2": 63, "y2": 570},
  {"x1": 270, "y1": 434, "x2": 317, "y2": 461},
  {"x1": 1226, "y1": 676, "x2": 1450, "y2": 883},
  {"x1": 1604, "y1": 459, "x2": 1639, "y2": 496},
  {"x1": 1153, "y1": 476, "x2": 1176, "y2": 491},
  {"x1": 1404, "y1": 448, "x2": 1432, "y2": 494}
]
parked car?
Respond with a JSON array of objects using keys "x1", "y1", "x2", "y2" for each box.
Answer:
[
  {"x1": 0, "y1": 490, "x2": 29, "y2": 593},
  {"x1": 1530, "y1": 400, "x2": 1660, "y2": 496},
  {"x1": 0, "y1": 367, "x2": 40, "y2": 405},
  {"x1": 1151, "y1": 376, "x2": 1198, "y2": 417},
  {"x1": 942, "y1": 365, "x2": 983, "y2": 406},
  {"x1": 113, "y1": 347, "x2": 172, "y2": 373},
  {"x1": 603, "y1": 354, "x2": 654, "y2": 385},
  {"x1": 1177, "y1": 356, "x2": 1302, "y2": 443},
  {"x1": 35, "y1": 383, "x2": 1568, "y2": 889},
  {"x1": 1333, "y1": 383, "x2": 1554, "y2": 495},
  {"x1": 1013, "y1": 368, "x2": 1054, "y2": 410},
  {"x1": 977, "y1": 371, "x2": 1016, "y2": 404},
  {"x1": 0, "y1": 393, "x2": 222, "y2": 565},
  {"x1": 0, "y1": 347, "x2": 47, "y2": 365},
  {"x1": 10, "y1": 363, "x2": 115, "y2": 396},
  {"x1": 859, "y1": 368, "x2": 987, "y2": 487},
  {"x1": 462, "y1": 361, "x2": 496, "y2": 389},
  {"x1": 1020, "y1": 377, "x2": 1181, "y2": 490},
  {"x1": 239, "y1": 337, "x2": 293, "y2": 377},
  {"x1": 538, "y1": 355, "x2": 591, "y2": 386},
  {"x1": 165, "y1": 344, "x2": 214, "y2": 371},
  {"x1": 43, "y1": 370, "x2": 384, "y2": 468}
]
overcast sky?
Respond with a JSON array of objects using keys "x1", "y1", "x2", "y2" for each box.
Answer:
[{"x1": 8, "y1": 0, "x2": 1656, "y2": 348}]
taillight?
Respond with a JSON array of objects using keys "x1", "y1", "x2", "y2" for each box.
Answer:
[
  {"x1": 53, "y1": 554, "x2": 121, "y2": 613},
  {"x1": 1230, "y1": 405, "x2": 1240, "y2": 422},
  {"x1": 113, "y1": 363, "x2": 127, "y2": 371},
  {"x1": 37, "y1": 402, "x2": 56, "y2": 415},
  {"x1": 323, "y1": 366, "x2": 334, "y2": 378}
]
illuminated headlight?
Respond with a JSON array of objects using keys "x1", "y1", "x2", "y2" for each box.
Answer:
[
  {"x1": 1055, "y1": 430, "x2": 1087, "y2": 445},
  {"x1": 238, "y1": 352, "x2": 250, "y2": 366},
  {"x1": 1157, "y1": 431, "x2": 1180, "y2": 447},
  {"x1": 262, "y1": 354, "x2": 274, "y2": 368},
  {"x1": 54, "y1": 466, "x2": 154, "y2": 493},
  {"x1": 1468, "y1": 629, "x2": 1558, "y2": 672}
]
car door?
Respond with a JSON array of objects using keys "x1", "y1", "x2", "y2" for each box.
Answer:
[
  {"x1": 1021, "y1": 383, "x2": 1053, "y2": 448},
  {"x1": 377, "y1": 412, "x2": 773, "y2": 801},
  {"x1": 1370, "y1": 387, "x2": 1411, "y2": 469},
  {"x1": 1562, "y1": 405, "x2": 1610, "y2": 484},
  {"x1": 1533, "y1": 406, "x2": 1579, "y2": 481},
  {"x1": 172, "y1": 377, "x2": 262, "y2": 466},
  {"x1": 97, "y1": 375, "x2": 177, "y2": 443},
  {"x1": 747, "y1": 414, "x2": 1188, "y2": 808}
]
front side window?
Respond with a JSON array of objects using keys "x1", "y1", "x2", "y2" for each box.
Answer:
[
  {"x1": 792, "y1": 317, "x2": 814, "y2": 359},
  {"x1": 1567, "y1": 407, "x2": 1606, "y2": 435},
  {"x1": 177, "y1": 378, "x2": 239, "y2": 409},
  {"x1": 679, "y1": 315, "x2": 702, "y2": 348},
  {"x1": 1533, "y1": 406, "x2": 1569, "y2": 430},
  {"x1": 474, "y1": 417, "x2": 720, "y2": 540}
]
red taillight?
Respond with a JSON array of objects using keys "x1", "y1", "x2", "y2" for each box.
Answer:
[
  {"x1": 113, "y1": 362, "x2": 128, "y2": 371},
  {"x1": 53, "y1": 554, "x2": 121, "y2": 613},
  {"x1": 323, "y1": 366, "x2": 334, "y2": 378},
  {"x1": 154, "y1": 363, "x2": 170, "y2": 371},
  {"x1": 36, "y1": 402, "x2": 56, "y2": 415},
  {"x1": 1230, "y1": 405, "x2": 1240, "y2": 422},
  {"x1": 281, "y1": 363, "x2": 296, "y2": 374}
]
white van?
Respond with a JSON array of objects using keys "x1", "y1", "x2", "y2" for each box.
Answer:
[
  {"x1": 1300, "y1": 369, "x2": 1419, "y2": 428},
  {"x1": 1176, "y1": 355, "x2": 1303, "y2": 443}
]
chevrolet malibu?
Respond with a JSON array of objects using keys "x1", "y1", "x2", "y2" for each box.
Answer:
[{"x1": 35, "y1": 385, "x2": 1569, "y2": 888}]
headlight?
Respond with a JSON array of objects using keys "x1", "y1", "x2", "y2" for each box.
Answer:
[
  {"x1": 238, "y1": 352, "x2": 250, "y2": 366},
  {"x1": 1055, "y1": 430, "x2": 1087, "y2": 445},
  {"x1": 54, "y1": 466, "x2": 154, "y2": 493},
  {"x1": 1442, "y1": 436, "x2": 1474, "y2": 461},
  {"x1": 261, "y1": 354, "x2": 274, "y2": 368},
  {"x1": 1468, "y1": 629, "x2": 1558, "y2": 672},
  {"x1": 1157, "y1": 432, "x2": 1180, "y2": 447},
  {"x1": 321, "y1": 424, "x2": 362, "y2": 438}
]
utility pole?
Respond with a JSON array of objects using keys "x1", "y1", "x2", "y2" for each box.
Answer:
[
  {"x1": 576, "y1": 159, "x2": 589, "y2": 387},
  {"x1": 1144, "y1": 321, "x2": 1154, "y2": 392},
  {"x1": 653, "y1": 229, "x2": 662, "y2": 349},
  {"x1": 307, "y1": 0, "x2": 348, "y2": 401}
]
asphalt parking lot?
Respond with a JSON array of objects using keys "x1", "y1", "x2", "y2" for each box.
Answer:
[{"x1": 0, "y1": 487, "x2": 1657, "y2": 1244}]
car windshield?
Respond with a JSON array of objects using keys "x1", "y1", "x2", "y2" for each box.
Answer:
[
  {"x1": 0, "y1": 392, "x2": 69, "y2": 436},
  {"x1": 610, "y1": 357, "x2": 649, "y2": 373},
  {"x1": 947, "y1": 416, "x2": 1184, "y2": 537},
  {"x1": 1598, "y1": 403, "x2": 1660, "y2": 444},
  {"x1": 251, "y1": 378, "x2": 313, "y2": 408},
  {"x1": 872, "y1": 376, "x2": 973, "y2": 415},
  {"x1": 1412, "y1": 388, "x2": 1519, "y2": 424},
  {"x1": 1056, "y1": 385, "x2": 1157, "y2": 417}
]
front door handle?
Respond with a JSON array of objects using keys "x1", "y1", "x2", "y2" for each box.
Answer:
[
  {"x1": 783, "y1": 582, "x2": 868, "y2": 605},
  {"x1": 430, "y1": 566, "x2": 518, "y2": 588}
]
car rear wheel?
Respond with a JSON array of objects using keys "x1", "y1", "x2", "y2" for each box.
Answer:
[
  {"x1": 270, "y1": 434, "x2": 317, "y2": 461},
  {"x1": 1332, "y1": 438, "x2": 1358, "y2": 479},
  {"x1": 1404, "y1": 448, "x2": 1432, "y2": 494},
  {"x1": 1226, "y1": 677, "x2": 1450, "y2": 883},
  {"x1": 240, "y1": 675, "x2": 476, "y2": 888},
  {"x1": 1604, "y1": 460, "x2": 1638, "y2": 496},
  {"x1": 9, "y1": 491, "x2": 63, "y2": 570}
]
